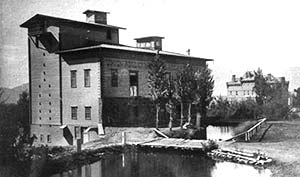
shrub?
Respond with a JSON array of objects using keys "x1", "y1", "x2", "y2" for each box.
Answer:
[{"x1": 201, "y1": 139, "x2": 219, "y2": 152}]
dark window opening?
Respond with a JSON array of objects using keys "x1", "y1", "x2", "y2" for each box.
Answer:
[
  {"x1": 134, "y1": 106, "x2": 139, "y2": 117},
  {"x1": 84, "y1": 69, "x2": 91, "y2": 87},
  {"x1": 71, "y1": 70, "x2": 77, "y2": 88},
  {"x1": 106, "y1": 29, "x2": 112, "y2": 40},
  {"x1": 40, "y1": 134, "x2": 44, "y2": 142},
  {"x1": 129, "y1": 71, "x2": 138, "y2": 96},
  {"x1": 111, "y1": 69, "x2": 118, "y2": 87},
  {"x1": 47, "y1": 135, "x2": 51, "y2": 143},
  {"x1": 71, "y1": 107, "x2": 78, "y2": 120},
  {"x1": 85, "y1": 106, "x2": 91, "y2": 120}
]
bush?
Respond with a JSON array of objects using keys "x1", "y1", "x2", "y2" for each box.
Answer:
[{"x1": 201, "y1": 139, "x2": 219, "y2": 152}]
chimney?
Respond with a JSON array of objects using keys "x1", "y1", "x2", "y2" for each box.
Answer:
[
  {"x1": 232, "y1": 75, "x2": 236, "y2": 82},
  {"x1": 83, "y1": 10, "x2": 109, "y2": 24}
]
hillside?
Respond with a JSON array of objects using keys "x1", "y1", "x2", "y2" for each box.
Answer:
[{"x1": 0, "y1": 83, "x2": 29, "y2": 104}]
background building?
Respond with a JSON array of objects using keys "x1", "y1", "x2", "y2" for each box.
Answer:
[
  {"x1": 226, "y1": 71, "x2": 289, "y2": 103},
  {"x1": 21, "y1": 10, "x2": 211, "y2": 146},
  {"x1": 226, "y1": 71, "x2": 256, "y2": 101}
]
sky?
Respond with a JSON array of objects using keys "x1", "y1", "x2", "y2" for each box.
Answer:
[{"x1": 1, "y1": 0, "x2": 300, "y2": 95}]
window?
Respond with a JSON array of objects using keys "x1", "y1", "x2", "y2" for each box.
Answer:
[
  {"x1": 129, "y1": 71, "x2": 138, "y2": 96},
  {"x1": 230, "y1": 91, "x2": 232, "y2": 95},
  {"x1": 106, "y1": 29, "x2": 112, "y2": 40},
  {"x1": 165, "y1": 72, "x2": 171, "y2": 81},
  {"x1": 236, "y1": 91, "x2": 238, "y2": 96},
  {"x1": 40, "y1": 134, "x2": 44, "y2": 142},
  {"x1": 85, "y1": 106, "x2": 91, "y2": 120},
  {"x1": 75, "y1": 126, "x2": 81, "y2": 139},
  {"x1": 71, "y1": 70, "x2": 77, "y2": 88},
  {"x1": 47, "y1": 135, "x2": 51, "y2": 143},
  {"x1": 84, "y1": 69, "x2": 91, "y2": 87},
  {"x1": 111, "y1": 69, "x2": 118, "y2": 87},
  {"x1": 71, "y1": 107, "x2": 78, "y2": 120}
]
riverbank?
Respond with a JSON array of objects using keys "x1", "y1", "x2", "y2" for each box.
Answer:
[{"x1": 222, "y1": 120, "x2": 300, "y2": 177}]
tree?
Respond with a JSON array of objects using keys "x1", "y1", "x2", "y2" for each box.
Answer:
[
  {"x1": 254, "y1": 68, "x2": 271, "y2": 105},
  {"x1": 194, "y1": 65, "x2": 214, "y2": 128},
  {"x1": 254, "y1": 69, "x2": 290, "y2": 119},
  {"x1": 165, "y1": 75, "x2": 176, "y2": 131},
  {"x1": 147, "y1": 51, "x2": 168, "y2": 129},
  {"x1": 17, "y1": 91, "x2": 30, "y2": 135},
  {"x1": 293, "y1": 87, "x2": 300, "y2": 107},
  {"x1": 208, "y1": 96, "x2": 239, "y2": 120},
  {"x1": 175, "y1": 64, "x2": 195, "y2": 127}
]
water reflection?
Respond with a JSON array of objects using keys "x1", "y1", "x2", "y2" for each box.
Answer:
[
  {"x1": 51, "y1": 149, "x2": 271, "y2": 177},
  {"x1": 211, "y1": 161, "x2": 272, "y2": 177},
  {"x1": 206, "y1": 125, "x2": 234, "y2": 141}
]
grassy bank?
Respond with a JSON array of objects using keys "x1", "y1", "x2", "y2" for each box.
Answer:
[{"x1": 222, "y1": 121, "x2": 300, "y2": 177}]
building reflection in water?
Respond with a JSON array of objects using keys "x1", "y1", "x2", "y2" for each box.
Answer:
[{"x1": 51, "y1": 148, "x2": 271, "y2": 177}]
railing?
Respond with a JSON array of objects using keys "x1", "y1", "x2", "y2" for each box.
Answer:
[{"x1": 225, "y1": 118, "x2": 267, "y2": 142}]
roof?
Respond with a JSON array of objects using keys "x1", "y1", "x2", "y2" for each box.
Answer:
[
  {"x1": 134, "y1": 36, "x2": 165, "y2": 42},
  {"x1": 20, "y1": 14, "x2": 125, "y2": 30},
  {"x1": 83, "y1": 10, "x2": 110, "y2": 14},
  {"x1": 56, "y1": 43, "x2": 213, "y2": 61}
]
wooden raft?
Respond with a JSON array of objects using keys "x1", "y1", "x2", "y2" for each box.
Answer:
[
  {"x1": 138, "y1": 138, "x2": 206, "y2": 150},
  {"x1": 208, "y1": 148, "x2": 272, "y2": 166}
]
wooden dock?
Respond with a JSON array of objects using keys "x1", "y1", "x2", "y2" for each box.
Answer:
[
  {"x1": 225, "y1": 118, "x2": 267, "y2": 142},
  {"x1": 137, "y1": 138, "x2": 206, "y2": 150}
]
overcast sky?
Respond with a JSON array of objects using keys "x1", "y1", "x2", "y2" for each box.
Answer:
[{"x1": 1, "y1": 0, "x2": 300, "y2": 95}]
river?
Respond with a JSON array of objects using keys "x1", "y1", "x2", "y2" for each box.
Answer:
[{"x1": 51, "y1": 147, "x2": 271, "y2": 177}]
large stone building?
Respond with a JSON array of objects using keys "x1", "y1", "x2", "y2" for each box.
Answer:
[
  {"x1": 226, "y1": 71, "x2": 289, "y2": 102},
  {"x1": 20, "y1": 10, "x2": 212, "y2": 146}
]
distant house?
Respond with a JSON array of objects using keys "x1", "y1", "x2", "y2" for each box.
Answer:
[
  {"x1": 226, "y1": 71, "x2": 289, "y2": 103},
  {"x1": 20, "y1": 10, "x2": 212, "y2": 146}
]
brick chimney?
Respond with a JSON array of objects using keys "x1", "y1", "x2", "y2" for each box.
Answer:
[
  {"x1": 83, "y1": 10, "x2": 109, "y2": 24},
  {"x1": 232, "y1": 75, "x2": 236, "y2": 82}
]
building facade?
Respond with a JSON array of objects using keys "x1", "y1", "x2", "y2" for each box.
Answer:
[
  {"x1": 21, "y1": 10, "x2": 211, "y2": 146},
  {"x1": 226, "y1": 72, "x2": 256, "y2": 101},
  {"x1": 226, "y1": 71, "x2": 289, "y2": 103}
]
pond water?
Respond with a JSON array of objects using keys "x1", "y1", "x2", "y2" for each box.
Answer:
[
  {"x1": 51, "y1": 148, "x2": 271, "y2": 177},
  {"x1": 206, "y1": 125, "x2": 235, "y2": 141}
]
